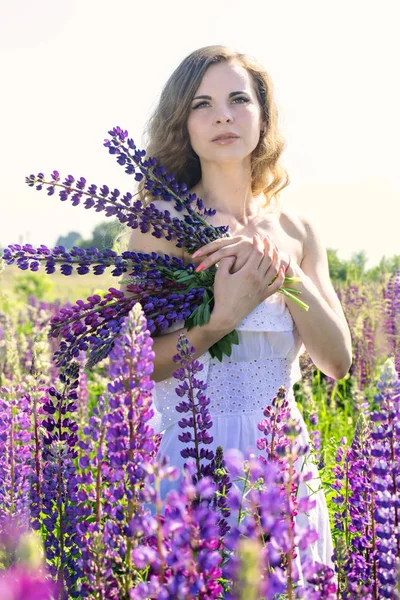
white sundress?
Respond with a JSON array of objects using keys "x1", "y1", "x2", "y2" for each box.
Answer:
[{"x1": 146, "y1": 292, "x2": 334, "y2": 575}]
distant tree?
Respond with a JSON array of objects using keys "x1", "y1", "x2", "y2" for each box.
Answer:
[
  {"x1": 55, "y1": 231, "x2": 82, "y2": 249},
  {"x1": 365, "y1": 254, "x2": 400, "y2": 283},
  {"x1": 77, "y1": 220, "x2": 123, "y2": 250},
  {"x1": 346, "y1": 250, "x2": 368, "y2": 282},
  {"x1": 14, "y1": 272, "x2": 54, "y2": 301},
  {"x1": 326, "y1": 248, "x2": 348, "y2": 281}
]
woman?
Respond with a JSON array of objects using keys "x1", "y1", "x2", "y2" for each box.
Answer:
[{"x1": 123, "y1": 45, "x2": 352, "y2": 573}]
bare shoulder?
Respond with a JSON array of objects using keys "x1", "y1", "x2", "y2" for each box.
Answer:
[
  {"x1": 279, "y1": 208, "x2": 323, "y2": 259},
  {"x1": 126, "y1": 199, "x2": 185, "y2": 260},
  {"x1": 279, "y1": 207, "x2": 308, "y2": 236},
  {"x1": 150, "y1": 199, "x2": 189, "y2": 221}
]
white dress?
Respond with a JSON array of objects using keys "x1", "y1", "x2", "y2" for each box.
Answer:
[{"x1": 147, "y1": 293, "x2": 334, "y2": 573}]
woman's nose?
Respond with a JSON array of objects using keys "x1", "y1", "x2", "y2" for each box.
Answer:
[{"x1": 214, "y1": 111, "x2": 234, "y2": 125}]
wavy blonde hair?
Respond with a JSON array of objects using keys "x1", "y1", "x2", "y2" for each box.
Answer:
[{"x1": 138, "y1": 45, "x2": 290, "y2": 214}]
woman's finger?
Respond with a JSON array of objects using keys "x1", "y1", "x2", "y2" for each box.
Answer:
[
  {"x1": 194, "y1": 243, "x2": 243, "y2": 272},
  {"x1": 266, "y1": 264, "x2": 286, "y2": 294},
  {"x1": 259, "y1": 238, "x2": 281, "y2": 280},
  {"x1": 191, "y1": 237, "x2": 236, "y2": 259},
  {"x1": 241, "y1": 234, "x2": 265, "y2": 272}
]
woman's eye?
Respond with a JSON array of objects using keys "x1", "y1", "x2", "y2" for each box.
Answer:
[
  {"x1": 192, "y1": 97, "x2": 249, "y2": 109},
  {"x1": 193, "y1": 101, "x2": 209, "y2": 109}
]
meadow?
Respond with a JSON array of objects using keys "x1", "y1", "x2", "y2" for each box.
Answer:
[{"x1": 0, "y1": 264, "x2": 399, "y2": 599}]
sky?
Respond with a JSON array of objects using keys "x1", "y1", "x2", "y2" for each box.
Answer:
[{"x1": 1, "y1": 0, "x2": 399, "y2": 269}]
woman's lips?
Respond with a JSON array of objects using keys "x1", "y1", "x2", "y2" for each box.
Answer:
[{"x1": 212, "y1": 136, "x2": 239, "y2": 145}]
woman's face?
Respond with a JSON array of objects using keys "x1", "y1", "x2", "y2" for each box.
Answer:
[{"x1": 187, "y1": 60, "x2": 265, "y2": 165}]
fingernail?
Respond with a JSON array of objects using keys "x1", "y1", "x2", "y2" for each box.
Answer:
[
  {"x1": 192, "y1": 250, "x2": 201, "y2": 258},
  {"x1": 195, "y1": 263, "x2": 205, "y2": 272}
]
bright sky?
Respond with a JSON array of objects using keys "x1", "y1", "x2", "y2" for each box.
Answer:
[{"x1": 1, "y1": 0, "x2": 399, "y2": 269}]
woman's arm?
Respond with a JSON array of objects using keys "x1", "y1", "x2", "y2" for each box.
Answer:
[{"x1": 284, "y1": 214, "x2": 352, "y2": 380}]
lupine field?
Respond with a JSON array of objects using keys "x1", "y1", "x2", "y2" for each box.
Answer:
[
  {"x1": 1, "y1": 127, "x2": 400, "y2": 598},
  {"x1": 0, "y1": 267, "x2": 399, "y2": 599}
]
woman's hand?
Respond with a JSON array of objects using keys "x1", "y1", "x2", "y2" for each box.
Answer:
[
  {"x1": 208, "y1": 233, "x2": 287, "y2": 332},
  {"x1": 192, "y1": 233, "x2": 291, "y2": 274}
]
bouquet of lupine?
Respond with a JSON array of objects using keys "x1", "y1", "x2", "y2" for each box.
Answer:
[{"x1": 2, "y1": 126, "x2": 308, "y2": 370}]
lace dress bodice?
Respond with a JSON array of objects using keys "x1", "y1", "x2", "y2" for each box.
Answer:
[{"x1": 148, "y1": 293, "x2": 306, "y2": 434}]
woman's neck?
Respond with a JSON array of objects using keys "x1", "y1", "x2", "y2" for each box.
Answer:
[{"x1": 192, "y1": 162, "x2": 263, "y2": 225}]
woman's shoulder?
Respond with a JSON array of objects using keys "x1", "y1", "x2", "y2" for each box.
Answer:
[
  {"x1": 150, "y1": 199, "x2": 190, "y2": 220},
  {"x1": 272, "y1": 206, "x2": 311, "y2": 266},
  {"x1": 279, "y1": 206, "x2": 316, "y2": 243},
  {"x1": 278, "y1": 205, "x2": 307, "y2": 230},
  {"x1": 279, "y1": 207, "x2": 327, "y2": 268},
  {"x1": 126, "y1": 199, "x2": 186, "y2": 260}
]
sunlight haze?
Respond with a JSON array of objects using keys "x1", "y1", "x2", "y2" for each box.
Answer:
[{"x1": 1, "y1": 0, "x2": 399, "y2": 268}]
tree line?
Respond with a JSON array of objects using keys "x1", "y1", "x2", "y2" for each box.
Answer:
[{"x1": 51, "y1": 221, "x2": 400, "y2": 284}]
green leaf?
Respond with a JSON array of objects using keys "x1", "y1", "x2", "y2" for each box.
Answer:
[
  {"x1": 230, "y1": 329, "x2": 239, "y2": 345},
  {"x1": 209, "y1": 343, "x2": 223, "y2": 361},
  {"x1": 219, "y1": 336, "x2": 233, "y2": 357},
  {"x1": 185, "y1": 320, "x2": 194, "y2": 332},
  {"x1": 196, "y1": 304, "x2": 205, "y2": 325},
  {"x1": 203, "y1": 304, "x2": 211, "y2": 323},
  {"x1": 175, "y1": 274, "x2": 193, "y2": 283},
  {"x1": 192, "y1": 308, "x2": 199, "y2": 327}
]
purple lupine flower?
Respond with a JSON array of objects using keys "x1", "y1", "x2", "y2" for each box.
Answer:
[
  {"x1": 75, "y1": 303, "x2": 159, "y2": 596},
  {"x1": 48, "y1": 284, "x2": 205, "y2": 371},
  {"x1": 332, "y1": 359, "x2": 400, "y2": 598},
  {"x1": 0, "y1": 386, "x2": 32, "y2": 530},
  {"x1": 220, "y1": 448, "x2": 335, "y2": 598},
  {"x1": 3, "y1": 244, "x2": 193, "y2": 278},
  {"x1": 80, "y1": 310, "x2": 227, "y2": 597},
  {"x1": 24, "y1": 134, "x2": 230, "y2": 254},
  {"x1": 331, "y1": 415, "x2": 380, "y2": 597},
  {"x1": 39, "y1": 363, "x2": 82, "y2": 599},
  {"x1": 173, "y1": 334, "x2": 215, "y2": 476},
  {"x1": 0, "y1": 565, "x2": 57, "y2": 600},
  {"x1": 383, "y1": 270, "x2": 400, "y2": 376},
  {"x1": 256, "y1": 386, "x2": 292, "y2": 467},
  {"x1": 369, "y1": 359, "x2": 400, "y2": 598},
  {"x1": 134, "y1": 460, "x2": 224, "y2": 599},
  {"x1": 75, "y1": 393, "x2": 119, "y2": 599},
  {"x1": 0, "y1": 516, "x2": 59, "y2": 599},
  {"x1": 171, "y1": 333, "x2": 233, "y2": 537}
]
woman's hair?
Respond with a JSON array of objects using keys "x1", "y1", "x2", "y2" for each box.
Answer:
[{"x1": 138, "y1": 45, "x2": 290, "y2": 212}]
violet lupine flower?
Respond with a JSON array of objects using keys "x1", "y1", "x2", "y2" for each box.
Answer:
[
  {"x1": 331, "y1": 417, "x2": 379, "y2": 598},
  {"x1": 133, "y1": 463, "x2": 224, "y2": 599},
  {"x1": 172, "y1": 333, "x2": 233, "y2": 537},
  {"x1": 24, "y1": 134, "x2": 229, "y2": 253},
  {"x1": 0, "y1": 519, "x2": 58, "y2": 599},
  {"x1": 383, "y1": 269, "x2": 400, "y2": 376},
  {"x1": 49, "y1": 285, "x2": 205, "y2": 371},
  {"x1": 301, "y1": 558, "x2": 337, "y2": 598},
  {"x1": 220, "y1": 449, "x2": 335, "y2": 599},
  {"x1": 3, "y1": 244, "x2": 192, "y2": 278},
  {"x1": 332, "y1": 359, "x2": 400, "y2": 599},
  {"x1": 0, "y1": 565, "x2": 58, "y2": 600},
  {"x1": 0, "y1": 386, "x2": 32, "y2": 530},
  {"x1": 369, "y1": 359, "x2": 400, "y2": 598},
  {"x1": 77, "y1": 303, "x2": 160, "y2": 596},
  {"x1": 173, "y1": 334, "x2": 215, "y2": 475},
  {"x1": 82, "y1": 315, "x2": 225, "y2": 598},
  {"x1": 39, "y1": 363, "x2": 82, "y2": 599},
  {"x1": 256, "y1": 386, "x2": 292, "y2": 466},
  {"x1": 75, "y1": 393, "x2": 120, "y2": 599},
  {"x1": 104, "y1": 126, "x2": 219, "y2": 222}
]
